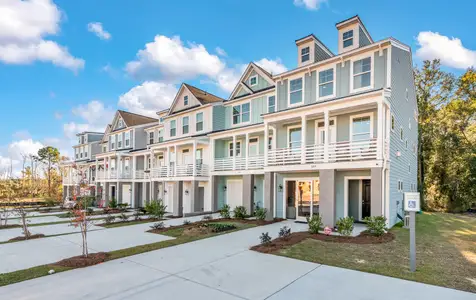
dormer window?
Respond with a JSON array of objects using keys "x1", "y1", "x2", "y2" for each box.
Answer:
[
  {"x1": 184, "y1": 95, "x2": 189, "y2": 106},
  {"x1": 301, "y1": 47, "x2": 310, "y2": 63},
  {"x1": 118, "y1": 119, "x2": 123, "y2": 128},
  {"x1": 343, "y1": 30, "x2": 353, "y2": 48},
  {"x1": 159, "y1": 117, "x2": 163, "y2": 124},
  {"x1": 249, "y1": 75, "x2": 258, "y2": 87}
]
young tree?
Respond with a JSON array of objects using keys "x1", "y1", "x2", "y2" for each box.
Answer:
[{"x1": 37, "y1": 146, "x2": 60, "y2": 197}]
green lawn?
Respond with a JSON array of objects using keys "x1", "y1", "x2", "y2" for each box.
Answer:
[
  {"x1": 276, "y1": 212, "x2": 476, "y2": 293},
  {"x1": 0, "y1": 221, "x2": 255, "y2": 287}
]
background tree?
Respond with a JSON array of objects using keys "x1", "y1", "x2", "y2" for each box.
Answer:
[{"x1": 37, "y1": 146, "x2": 60, "y2": 197}]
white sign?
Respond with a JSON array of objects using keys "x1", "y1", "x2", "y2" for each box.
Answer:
[{"x1": 404, "y1": 192, "x2": 420, "y2": 212}]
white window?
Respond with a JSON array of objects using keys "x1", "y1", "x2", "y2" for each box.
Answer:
[
  {"x1": 232, "y1": 103, "x2": 250, "y2": 125},
  {"x1": 301, "y1": 46, "x2": 310, "y2": 63},
  {"x1": 103, "y1": 145, "x2": 107, "y2": 153},
  {"x1": 196, "y1": 112, "x2": 203, "y2": 132},
  {"x1": 182, "y1": 116, "x2": 189, "y2": 134},
  {"x1": 170, "y1": 120, "x2": 176, "y2": 137},
  {"x1": 84, "y1": 136, "x2": 87, "y2": 143},
  {"x1": 288, "y1": 127, "x2": 302, "y2": 149},
  {"x1": 158, "y1": 129, "x2": 164, "y2": 142},
  {"x1": 248, "y1": 137, "x2": 259, "y2": 156},
  {"x1": 75, "y1": 149, "x2": 79, "y2": 159},
  {"x1": 289, "y1": 78, "x2": 303, "y2": 105},
  {"x1": 118, "y1": 119, "x2": 123, "y2": 128},
  {"x1": 268, "y1": 136, "x2": 273, "y2": 150},
  {"x1": 184, "y1": 95, "x2": 189, "y2": 106},
  {"x1": 318, "y1": 68, "x2": 334, "y2": 98},
  {"x1": 117, "y1": 134, "x2": 123, "y2": 148},
  {"x1": 84, "y1": 146, "x2": 88, "y2": 158},
  {"x1": 409, "y1": 118, "x2": 412, "y2": 130},
  {"x1": 159, "y1": 117, "x2": 164, "y2": 124},
  {"x1": 249, "y1": 75, "x2": 258, "y2": 87},
  {"x1": 110, "y1": 136, "x2": 115, "y2": 150},
  {"x1": 268, "y1": 95, "x2": 276, "y2": 113},
  {"x1": 343, "y1": 30, "x2": 353, "y2": 48},
  {"x1": 352, "y1": 57, "x2": 372, "y2": 91},
  {"x1": 228, "y1": 141, "x2": 241, "y2": 157},
  {"x1": 125, "y1": 131, "x2": 130, "y2": 147},
  {"x1": 125, "y1": 158, "x2": 130, "y2": 172},
  {"x1": 149, "y1": 132, "x2": 154, "y2": 144},
  {"x1": 391, "y1": 115, "x2": 395, "y2": 131},
  {"x1": 351, "y1": 115, "x2": 372, "y2": 141}
]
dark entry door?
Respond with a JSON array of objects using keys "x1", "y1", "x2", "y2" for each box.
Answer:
[
  {"x1": 195, "y1": 187, "x2": 205, "y2": 212},
  {"x1": 111, "y1": 186, "x2": 116, "y2": 199},
  {"x1": 362, "y1": 180, "x2": 371, "y2": 219}
]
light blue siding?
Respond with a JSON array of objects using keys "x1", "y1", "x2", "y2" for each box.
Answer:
[
  {"x1": 359, "y1": 26, "x2": 371, "y2": 47},
  {"x1": 336, "y1": 61, "x2": 350, "y2": 97},
  {"x1": 254, "y1": 175, "x2": 264, "y2": 208},
  {"x1": 212, "y1": 106, "x2": 226, "y2": 131},
  {"x1": 314, "y1": 43, "x2": 332, "y2": 62},
  {"x1": 224, "y1": 96, "x2": 267, "y2": 130},
  {"x1": 246, "y1": 70, "x2": 271, "y2": 92},
  {"x1": 374, "y1": 49, "x2": 388, "y2": 89}
]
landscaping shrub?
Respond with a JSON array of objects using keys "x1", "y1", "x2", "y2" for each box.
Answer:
[
  {"x1": 104, "y1": 215, "x2": 116, "y2": 224},
  {"x1": 394, "y1": 220, "x2": 404, "y2": 228},
  {"x1": 202, "y1": 215, "x2": 213, "y2": 221},
  {"x1": 145, "y1": 200, "x2": 167, "y2": 219},
  {"x1": 118, "y1": 203, "x2": 129, "y2": 211},
  {"x1": 118, "y1": 213, "x2": 129, "y2": 222},
  {"x1": 336, "y1": 216, "x2": 354, "y2": 237},
  {"x1": 86, "y1": 208, "x2": 94, "y2": 215},
  {"x1": 150, "y1": 222, "x2": 165, "y2": 230},
  {"x1": 259, "y1": 232, "x2": 272, "y2": 245},
  {"x1": 364, "y1": 216, "x2": 387, "y2": 236},
  {"x1": 109, "y1": 197, "x2": 118, "y2": 209},
  {"x1": 183, "y1": 220, "x2": 191, "y2": 225},
  {"x1": 233, "y1": 206, "x2": 247, "y2": 219},
  {"x1": 206, "y1": 223, "x2": 236, "y2": 233},
  {"x1": 307, "y1": 214, "x2": 323, "y2": 234},
  {"x1": 219, "y1": 204, "x2": 231, "y2": 219},
  {"x1": 44, "y1": 198, "x2": 58, "y2": 207},
  {"x1": 133, "y1": 211, "x2": 142, "y2": 221},
  {"x1": 254, "y1": 207, "x2": 267, "y2": 221},
  {"x1": 278, "y1": 226, "x2": 292, "y2": 239}
]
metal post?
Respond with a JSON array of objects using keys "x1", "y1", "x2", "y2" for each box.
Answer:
[{"x1": 410, "y1": 211, "x2": 416, "y2": 272}]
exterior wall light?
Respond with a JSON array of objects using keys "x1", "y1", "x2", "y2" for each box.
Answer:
[
  {"x1": 223, "y1": 185, "x2": 227, "y2": 192},
  {"x1": 278, "y1": 184, "x2": 283, "y2": 192}
]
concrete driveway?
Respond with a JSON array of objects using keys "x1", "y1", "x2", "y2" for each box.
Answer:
[{"x1": 1, "y1": 221, "x2": 473, "y2": 300}]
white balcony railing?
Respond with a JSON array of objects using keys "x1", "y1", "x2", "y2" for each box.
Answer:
[
  {"x1": 135, "y1": 170, "x2": 150, "y2": 179},
  {"x1": 268, "y1": 147, "x2": 302, "y2": 166},
  {"x1": 150, "y1": 164, "x2": 209, "y2": 178},
  {"x1": 328, "y1": 139, "x2": 377, "y2": 162},
  {"x1": 213, "y1": 155, "x2": 265, "y2": 171}
]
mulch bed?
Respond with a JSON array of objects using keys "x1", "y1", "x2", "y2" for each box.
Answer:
[
  {"x1": 53, "y1": 252, "x2": 109, "y2": 268},
  {"x1": 251, "y1": 231, "x2": 395, "y2": 254},
  {"x1": 8, "y1": 234, "x2": 45, "y2": 242},
  {"x1": 96, "y1": 218, "x2": 163, "y2": 227}
]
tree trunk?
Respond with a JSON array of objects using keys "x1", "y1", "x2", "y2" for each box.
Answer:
[{"x1": 48, "y1": 158, "x2": 51, "y2": 197}]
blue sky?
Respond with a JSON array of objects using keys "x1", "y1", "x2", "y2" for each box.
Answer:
[{"x1": 0, "y1": 0, "x2": 475, "y2": 174}]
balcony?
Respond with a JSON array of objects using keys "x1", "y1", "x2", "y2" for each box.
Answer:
[
  {"x1": 214, "y1": 155, "x2": 265, "y2": 172},
  {"x1": 150, "y1": 164, "x2": 209, "y2": 179}
]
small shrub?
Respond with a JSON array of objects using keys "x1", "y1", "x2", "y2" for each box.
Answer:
[
  {"x1": 202, "y1": 215, "x2": 213, "y2": 221},
  {"x1": 109, "y1": 197, "x2": 118, "y2": 209},
  {"x1": 133, "y1": 211, "x2": 142, "y2": 221},
  {"x1": 364, "y1": 216, "x2": 388, "y2": 236},
  {"x1": 139, "y1": 207, "x2": 147, "y2": 215},
  {"x1": 118, "y1": 213, "x2": 129, "y2": 222},
  {"x1": 104, "y1": 215, "x2": 116, "y2": 224},
  {"x1": 44, "y1": 198, "x2": 58, "y2": 207},
  {"x1": 336, "y1": 216, "x2": 354, "y2": 237},
  {"x1": 118, "y1": 203, "x2": 129, "y2": 211},
  {"x1": 307, "y1": 214, "x2": 323, "y2": 234},
  {"x1": 233, "y1": 206, "x2": 247, "y2": 219},
  {"x1": 183, "y1": 220, "x2": 191, "y2": 225},
  {"x1": 259, "y1": 232, "x2": 272, "y2": 245},
  {"x1": 278, "y1": 226, "x2": 292, "y2": 239},
  {"x1": 86, "y1": 208, "x2": 94, "y2": 215},
  {"x1": 219, "y1": 204, "x2": 231, "y2": 219},
  {"x1": 150, "y1": 222, "x2": 165, "y2": 230},
  {"x1": 145, "y1": 200, "x2": 167, "y2": 219},
  {"x1": 394, "y1": 220, "x2": 404, "y2": 228},
  {"x1": 254, "y1": 207, "x2": 267, "y2": 221},
  {"x1": 207, "y1": 223, "x2": 236, "y2": 233},
  {"x1": 64, "y1": 211, "x2": 74, "y2": 218}
]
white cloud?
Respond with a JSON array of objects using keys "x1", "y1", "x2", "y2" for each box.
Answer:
[
  {"x1": 215, "y1": 64, "x2": 247, "y2": 93},
  {"x1": 54, "y1": 112, "x2": 62, "y2": 119},
  {"x1": 0, "y1": 0, "x2": 84, "y2": 71},
  {"x1": 8, "y1": 139, "x2": 43, "y2": 162},
  {"x1": 255, "y1": 58, "x2": 288, "y2": 75},
  {"x1": 416, "y1": 32, "x2": 476, "y2": 69},
  {"x1": 216, "y1": 47, "x2": 227, "y2": 57},
  {"x1": 293, "y1": 0, "x2": 328, "y2": 10},
  {"x1": 64, "y1": 100, "x2": 114, "y2": 139},
  {"x1": 87, "y1": 22, "x2": 111, "y2": 40},
  {"x1": 126, "y1": 35, "x2": 226, "y2": 81},
  {"x1": 118, "y1": 81, "x2": 178, "y2": 117},
  {"x1": 12, "y1": 130, "x2": 31, "y2": 140}
]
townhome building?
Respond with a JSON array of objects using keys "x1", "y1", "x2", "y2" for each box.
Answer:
[{"x1": 62, "y1": 15, "x2": 417, "y2": 228}]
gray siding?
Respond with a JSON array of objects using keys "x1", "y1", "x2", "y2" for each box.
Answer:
[
  {"x1": 336, "y1": 61, "x2": 350, "y2": 97},
  {"x1": 134, "y1": 128, "x2": 147, "y2": 149},
  {"x1": 374, "y1": 49, "x2": 388, "y2": 89},
  {"x1": 314, "y1": 43, "x2": 332, "y2": 63},
  {"x1": 304, "y1": 71, "x2": 317, "y2": 105},
  {"x1": 212, "y1": 106, "x2": 226, "y2": 131},
  {"x1": 277, "y1": 79, "x2": 288, "y2": 110},
  {"x1": 359, "y1": 26, "x2": 371, "y2": 48},
  {"x1": 90, "y1": 142, "x2": 102, "y2": 159},
  {"x1": 388, "y1": 46, "x2": 418, "y2": 227},
  {"x1": 247, "y1": 70, "x2": 271, "y2": 92},
  {"x1": 87, "y1": 134, "x2": 103, "y2": 142}
]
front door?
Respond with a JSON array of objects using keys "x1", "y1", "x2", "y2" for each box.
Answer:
[
  {"x1": 362, "y1": 179, "x2": 371, "y2": 219},
  {"x1": 296, "y1": 180, "x2": 312, "y2": 221}
]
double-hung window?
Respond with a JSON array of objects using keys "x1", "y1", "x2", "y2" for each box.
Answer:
[
  {"x1": 232, "y1": 103, "x2": 250, "y2": 125},
  {"x1": 288, "y1": 127, "x2": 302, "y2": 149},
  {"x1": 343, "y1": 30, "x2": 353, "y2": 48},
  {"x1": 353, "y1": 57, "x2": 372, "y2": 91},
  {"x1": 149, "y1": 132, "x2": 154, "y2": 144},
  {"x1": 84, "y1": 146, "x2": 88, "y2": 158},
  {"x1": 289, "y1": 78, "x2": 303, "y2": 105},
  {"x1": 117, "y1": 134, "x2": 123, "y2": 149},
  {"x1": 318, "y1": 68, "x2": 334, "y2": 98},
  {"x1": 196, "y1": 112, "x2": 203, "y2": 132},
  {"x1": 301, "y1": 47, "x2": 310, "y2": 63},
  {"x1": 249, "y1": 75, "x2": 257, "y2": 86},
  {"x1": 110, "y1": 136, "x2": 115, "y2": 150},
  {"x1": 351, "y1": 116, "x2": 372, "y2": 141},
  {"x1": 182, "y1": 116, "x2": 189, "y2": 134},
  {"x1": 268, "y1": 96, "x2": 276, "y2": 113},
  {"x1": 125, "y1": 131, "x2": 130, "y2": 147},
  {"x1": 170, "y1": 120, "x2": 176, "y2": 137},
  {"x1": 158, "y1": 129, "x2": 164, "y2": 142},
  {"x1": 229, "y1": 141, "x2": 241, "y2": 157},
  {"x1": 184, "y1": 95, "x2": 189, "y2": 106}
]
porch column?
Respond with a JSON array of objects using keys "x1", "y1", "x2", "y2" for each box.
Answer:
[
  {"x1": 245, "y1": 132, "x2": 249, "y2": 170},
  {"x1": 319, "y1": 169, "x2": 336, "y2": 227},
  {"x1": 133, "y1": 156, "x2": 137, "y2": 179},
  {"x1": 192, "y1": 140, "x2": 197, "y2": 176},
  {"x1": 173, "y1": 181, "x2": 183, "y2": 217},
  {"x1": 190, "y1": 180, "x2": 199, "y2": 212},
  {"x1": 264, "y1": 122, "x2": 269, "y2": 166},
  {"x1": 211, "y1": 175, "x2": 219, "y2": 211},
  {"x1": 107, "y1": 157, "x2": 111, "y2": 179},
  {"x1": 243, "y1": 174, "x2": 254, "y2": 214},
  {"x1": 371, "y1": 167, "x2": 383, "y2": 217},
  {"x1": 301, "y1": 115, "x2": 307, "y2": 164},
  {"x1": 264, "y1": 172, "x2": 274, "y2": 221},
  {"x1": 173, "y1": 145, "x2": 177, "y2": 176},
  {"x1": 142, "y1": 181, "x2": 147, "y2": 206},
  {"x1": 324, "y1": 110, "x2": 329, "y2": 162},
  {"x1": 210, "y1": 138, "x2": 215, "y2": 172},
  {"x1": 131, "y1": 182, "x2": 136, "y2": 208},
  {"x1": 232, "y1": 135, "x2": 237, "y2": 170},
  {"x1": 377, "y1": 101, "x2": 384, "y2": 160}
]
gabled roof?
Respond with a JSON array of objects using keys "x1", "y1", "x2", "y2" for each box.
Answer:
[
  {"x1": 335, "y1": 15, "x2": 374, "y2": 43},
  {"x1": 117, "y1": 110, "x2": 157, "y2": 127},
  {"x1": 101, "y1": 124, "x2": 112, "y2": 143},
  {"x1": 228, "y1": 62, "x2": 275, "y2": 100},
  {"x1": 183, "y1": 83, "x2": 224, "y2": 105},
  {"x1": 294, "y1": 34, "x2": 335, "y2": 57}
]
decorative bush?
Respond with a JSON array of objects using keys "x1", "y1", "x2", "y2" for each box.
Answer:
[
  {"x1": 259, "y1": 232, "x2": 272, "y2": 245},
  {"x1": 206, "y1": 223, "x2": 236, "y2": 233},
  {"x1": 219, "y1": 204, "x2": 231, "y2": 219},
  {"x1": 145, "y1": 200, "x2": 167, "y2": 219},
  {"x1": 118, "y1": 203, "x2": 129, "y2": 211},
  {"x1": 279, "y1": 226, "x2": 292, "y2": 239},
  {"x1": 150, "y1": 222, "x2": 165, "y2": 230},
  {"x1": 86, "y1": 208, "x2": 94, "y2": 215},
  {"x1": 104, "y1": 215, "x2": 116, "y2": 224},
  {"x1": 307, "y1": 214, "x2": 323, "y2": 234},
  {"x1": 118, "y1": 213, "x2": 129, "y2": 222},
  {"x1": 44, "y1": 198, "x2": 58, "y2": 207},
  {"x1": 336, "y1": 216, "x2": 354, "y2": 236},
  {"x1": 133, "y1": 211, "x2": 142, "y2": 221},
  {"x1": 364, "y1": 216, "x2": 388, "y2": 236},
  {"x1": 233, "y1": 206, "x2": 247, "y2": 219},
  {"x1": 109, "y1": 197, "x2": 118, "y2": 209},
  {"x1": 183, "y1": 220, "x2": 191, "y2": 225},
  {"x1": 254, "y1": 207, "x2": 267, "y2": 221},
  {"x1": 202, "y1": 215, "x2": 213, "y2": 221}
]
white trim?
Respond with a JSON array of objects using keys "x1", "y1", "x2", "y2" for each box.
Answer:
[
  {"x1": 286, "y1": 124, "x2": 302, "y2": 148},
  {"x1": 386, "y1": 46, "x2": 392, "y2": 88},
  {"x1": 314, "y1": 117, "x2": 337, "y2": 145},
  {"x1": 249, "y1": 75, "x2": 258, "y2": 87},
  {"x1": 267, "y1": 94, "x2": 276, "y2": 114},
  {"x1": 288, "y1": 74, "x2": 305, "y2": 107},
  {"x1": 316, "y1": 65, "x2": 337, "y2": 101},
  {"x1": 342, "y1": 29, "x2": 354, "y2": 48},
  {"x1": 300, "y1": 45, "x2": 311, "y2": 64},
  {"x1": 350, "y1": 53, "x2": 374, "y2": 93},
  {"x1": 228, "y1": 62, "x2": 275, "y2": 100},
  {"x1": 343, "y1": 176, "x2": 371, "y2": 219},
  {"x1": 248, "y1": 135, "x2": 260, "y2": 157},
  {"x1": 183, "y1": 95, "x2": 189, "y2": 106},
  {"x1": 227, "y1": 140, "x2": 243, "y2": 157},
  {"x1": 231, "y1": 102, "x2": 251, "y2": 127},
  {"x1": 349, "y1": 112, "x2": 374, "y2": 141}
]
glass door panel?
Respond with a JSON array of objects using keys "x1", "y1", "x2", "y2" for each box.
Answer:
[{"x1": 296, "y1": 180, "x2": 312, "y2": 221}]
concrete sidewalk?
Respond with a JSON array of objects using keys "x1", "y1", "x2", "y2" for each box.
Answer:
[{"x1": 1, "y1": 220, "x2": 473, "y2": 300}]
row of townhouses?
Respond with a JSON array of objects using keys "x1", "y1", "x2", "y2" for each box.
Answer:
[{"x1": 62, "y1": 16, "x2": 418, "y2": 227}]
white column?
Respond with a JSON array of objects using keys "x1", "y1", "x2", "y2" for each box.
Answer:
[
  {"x1": 377, "y1": 101, "x2": 384, "y2": 160},
  {"x1": 245, "y1": 132, "x2": 249, "y2": 170},
  {"x1": 95, "y1": 160, "x2": 99, "y2": 180},
  {"x1": 166, "y1": 147, "x2": 170, "y2": 177},
  {"x1": 264, "y1": 122, "x2": 269, "y2": 167},
  {"x1": 210, "y1": 138, "x2": 215, "y2": 172},
  {"x1": 192, "y1": 140, "x2": 197, "y2": 176},
  {"x1": 324, "y1": 110, "x2": 329, "y2": 162},
  {"x1": 107, "y1": 157, "x2": 110, "y2": 179},
  {"x1": 232, "y1": 135, "x2": 237, "y2": 170},
  {"x1": 133, "y1": 155, "x2": 137, "y2": 179},
  {"x1": 173, "y1": 145, "x2": 177, "y2": 176},
  {"x1": 131, "y1": 183, "x2": 136, "y2": 208},
  {"x1": 142, "y1": 181, "x2": 147, "y2": 204},
  {"x1": 301, "y1": 115, "x2": 307, "y2": 164}
]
